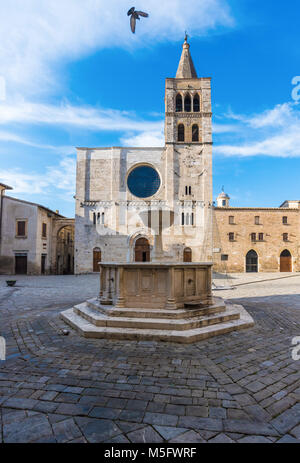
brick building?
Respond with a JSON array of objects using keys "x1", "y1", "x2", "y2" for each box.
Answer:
[{"x1": 213, "y1": 192, "x2": 300, "y2": 273}]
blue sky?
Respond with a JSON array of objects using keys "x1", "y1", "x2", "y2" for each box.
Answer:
[{"x1": 0, "y1": 0, "x2": 299, "y2": 217}]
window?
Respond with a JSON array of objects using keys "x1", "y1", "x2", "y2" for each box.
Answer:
[
  {"x1": 185, "y1": 186, "x2": 192, "y2": 196},
  {"x1": 193, "y1": 94, "x2": 200, "y2": 112},
  {"x1": 178, "y1": 124, "x2": 185, "y2": 142},
  {"x1": 93, "y1": 212, "x2": 96, "y2": 225},
  {"x1": 189, "y1": 186, "x2": 192, "y2": 195},
  {"x1": 255, "y1": 216, "x2": 260, "y2": 225},
  {"x1": 42, "y1": 223, "x2": 47, "y2": 238},
  {"x1": 282, "y1": 216, "x2": 288, "y2": 225},
  {"x1": 184, "y1": 94, "x2": 191, "y2": 112},
  {"x1": 229, "y1": 216, "x2": 234, "y2": 225},
  {"x1": 192, "y1": 124, "x2": 199, "y2": 142},
  {"x1": 221, "y1": 254, "x2": 228, "y2": 261},
  {"x1": 229, "y1": 232, "x2": 234, "y2": 242},
  {"x1": 127, "y1": 165, "x2": 160, "y2": 198},
  {"x1": 191, "y1": 213, "x2": 194, "y2": 226},
  {"x1": 283, "y1": 233, "x2": 288, "y2": 242},
  {"x1": 222, "y1": 200, "x2": 226, "y2": 207},
  {"x1": 181, "y1": 212, "x2": 185, "y2": 225},
  {"x1": 16, "y1": 220, "x2": 26, "y2": 237},
  {"x1": 101, "y1": 212, "x2": 105, "y2": 224},
  {"x1": 176, "y1": 94, "x2": 183, "y2": 112},
  {"x1": 251, "y1": 233, "x2": 256, "y2": 242},
  {"x1": 258, "y1": 233, "x2": 264, "y2": 241}
]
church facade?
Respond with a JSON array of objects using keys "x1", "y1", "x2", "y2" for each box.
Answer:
[{"x1": 75, "y1": 39, "x2": 213, "y2": 273}]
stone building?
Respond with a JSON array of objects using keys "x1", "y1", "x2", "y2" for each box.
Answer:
[
  {"x1": 0, "y1": 183, "x2": 74, "y2": 275},
  {"x1": 75, "y1": 38, "x2": 213, "y2": 273},
  {"x1": 213, "y1": 192, "x2": 300, "y2": 273}
]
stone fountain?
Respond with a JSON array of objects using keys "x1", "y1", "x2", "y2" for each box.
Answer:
[{"x1": 61, "y1": 209, "x2": 254, "y2": 343}]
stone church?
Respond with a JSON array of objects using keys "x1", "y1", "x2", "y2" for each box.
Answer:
[{"x1": 75, "y1": 38, "x2": 213, "y2": 274}]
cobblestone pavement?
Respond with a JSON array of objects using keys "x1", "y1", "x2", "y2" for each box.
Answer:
[{"x1": 0, "y1": 274, "x2": 299, "y2": 443}]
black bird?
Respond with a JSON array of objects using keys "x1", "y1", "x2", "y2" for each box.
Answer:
[{"x1": 127, "y1": 7, "x2": 149, "y2": 33}]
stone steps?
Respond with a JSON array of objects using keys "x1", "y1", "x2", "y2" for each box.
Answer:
[
  {"x1": 61, "y1": 303, "x2": 254, "y2": 344},
  {"x1": 84, "y1": 297, "x2": 227, "y2": 319},
  {"x1": 73, "y1": 302, "x2": 240, "y2": 331}
]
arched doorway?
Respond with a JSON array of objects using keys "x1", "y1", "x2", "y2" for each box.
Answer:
[
  {"x1": 183, "y1": 247, "x2": 192, "y2": 262},
  {"x1": 246, "y1": 250, "x2": 258, "y2": 273},
  {"x1": 93, "y1": 247, "x2": 102, "y2": 272},
  {"x1": 56, "y1": 225, "x2": 74, "y2": 274},
  {"x1": 280, "y1": 250, "x2": 292, "y2": 272},
  {"x1": 135, "y1": 238, "x2": 150, "y2": 262}
]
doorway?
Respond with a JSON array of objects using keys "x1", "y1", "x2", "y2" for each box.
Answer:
[
  {"x1": 134, "y1": 238, "x2": 150, "y2": 262},
  {"x1": 183, "y1": 247, "x2": 192, "y2": 262},
  {"x1": 15, "y1": 255, "x2": 27, "y2": 274},
  {"x1": 280, "y1": 250, "x2": 292, "y2": 272},
  {"x1": 246, "y1": 250, "x2": 258, "y2": 273},
  {"x1": 93, "y1": 247, "x2": 102, "y2": 272},
  {"x1": 41, "y1": 254, "x2": 46, "y2": 274}
]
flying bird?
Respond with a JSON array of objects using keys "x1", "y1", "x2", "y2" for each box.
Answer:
[{"x1": 127, "y1": 7, "x2": 149, "y2": 34}]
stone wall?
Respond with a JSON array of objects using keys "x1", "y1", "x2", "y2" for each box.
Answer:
[{"x1": 213, "y1": 207, "x2": 300, "y2": 273}]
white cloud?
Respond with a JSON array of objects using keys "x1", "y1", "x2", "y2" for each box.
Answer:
[
  {"x1": 0, "y1": 0, "x2": 233, "y2": 97},
  {"x1": 0, "y1": 155, "x2": 76, "y2": 198},
  {"x1": 215, "y1": 102, "x2": 300, "y2": 158},
  {"x1": 120, "y1": 129, "x2": 164, "y2": 147},
  {"x1": 0, "y1": 129, "x2": 73, "y2": 153},
  {"x1": 0, "y1": 100, "x2": 163, "y2": 133},
  {"x1": 247, "y1": 103, "x2": 296, "y2": 128}
]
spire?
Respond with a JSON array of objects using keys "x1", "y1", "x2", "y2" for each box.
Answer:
[{"x1": 176, "y1": 35, "x2": 198, "y2": 79}]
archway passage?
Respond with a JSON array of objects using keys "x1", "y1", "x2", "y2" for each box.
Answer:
[
  {"x1": 183, "y1": 247, "x2": 192, "y2": 262},
  {"x1": 135, "y1": 238, "x2": 150, "y2": 262},
  {"x1": 93, "y1": 247, "x2": 102, "y2": 272},
  {"x1": 280, "y1": 250, "x2": 292, "y2": 272},
  {"x1": 246, "y1": 250, "x2": 258, "y2": 273},
  {"x1": 56, "y1": 225, "x2": 74, "y2": 274}
]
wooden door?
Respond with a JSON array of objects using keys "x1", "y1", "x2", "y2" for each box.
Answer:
[
  {"x1": 41, "y1": 255, "x2": 46, "y2": 274},
  {"x1": 15, "y1": 256, "x2": 27, "y2": 274},
  {"x1": 135, "y1": 238, "x2": 150, "y2": 262},
  {"x1": 280, "y1": 251, "x2": 292, "y2": 272},
  {"x1": 183, "y1": 248, "x2": 192, "y2": 262},
  {"x1": 246, "y1": 250, "x2": 258, "y2": 273},
  {"x1": 93, "y1": 249, "x2": 101, "y2": 272}
]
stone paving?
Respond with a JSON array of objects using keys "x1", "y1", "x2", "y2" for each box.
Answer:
[{"x1": 0, "y1": 273, "x2": 299, "y2": 443}]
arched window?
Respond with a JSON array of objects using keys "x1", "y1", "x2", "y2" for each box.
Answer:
[
  {"x1": 176, "y1": 94, "x2": 183, "y2": 112},
  {"x1": 191, "y1": 213, "x2": 194, "y2": 226},
  {"x1": 183, "y1": 248, "x2": 192, "y2": 262},
  {"x1": 181, "y1": 212, "x2": 185, "y2": 225},
  {"x1": 101, "y1": 212, "x2": 105, "y2": 224},
  {"x1": 178, "y1": 124, "x2": 185, "y2": 142},
  {"x1": 192, "y1": 124, "x2": 199, "y2": 142},
  {"x1": 93, "y1": 213, "x2": 96, "y2": 225},
  {"x1": 193, "y1": 94, "x2": 200, "y2": 112},
  {"x1": 97, "y1": 212, "x2": 100, "y2": 224},
  {"x1": 184, "y1": 94, "x2": 191, "y2": 112}
]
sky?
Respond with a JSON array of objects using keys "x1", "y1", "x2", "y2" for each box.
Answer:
[{"x1": 0, "y1": 0, "x2": 299, "y2": 217}]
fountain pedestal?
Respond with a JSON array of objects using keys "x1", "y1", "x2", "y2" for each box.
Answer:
[
  {"x1": 99, "y1": 262, "x2": 213, "y2": 310},
  {"x1": 61, "y1": 261, "x2": 254, "y2": 343}
]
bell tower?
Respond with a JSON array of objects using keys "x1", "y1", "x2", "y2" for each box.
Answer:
[{"x1": 164, "y1": 37, "x2": 213, "y2": 262}]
